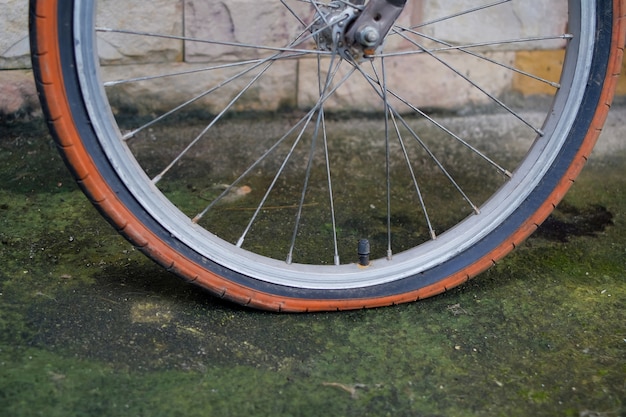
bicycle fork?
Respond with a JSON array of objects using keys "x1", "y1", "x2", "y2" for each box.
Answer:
[{"x1": 313, "y1": 0, "x2": 408, "y2": 61}]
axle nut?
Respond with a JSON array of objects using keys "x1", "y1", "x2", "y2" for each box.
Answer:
[{"x1": 356, "y1": 26, "x2": 380, "y2": 47}]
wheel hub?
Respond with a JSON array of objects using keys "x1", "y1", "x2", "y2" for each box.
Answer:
[
  {"x1": 311, "y1": 2, "x2": 365, "y2": 61},
  {"x1": 312, "y1": 0, "x2": 407, "y2": 62}
]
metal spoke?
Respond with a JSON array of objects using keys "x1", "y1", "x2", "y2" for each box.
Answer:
[
  {"x1": 372, "y1": 58, "x2": 437, "y2": 240},
  {"x1": 192, "y1": 110, "x2": 317, "y2": 224},
  {"x1": 370, "y1": 61, "x2": 436, "y2": 242},
  {"x1": 355, "y1": 66, "x2": 513, "y2": 178},
  {"x1": 238, "y1": 60, "x2": 351, "y2": 249},
  {"x1": 193, "y1": 64, "x2": 357, "y2": 225},
  {"x1": 151, "y1": 60, "x2": 275, "y2": 184},
  {"x1": 374, "y1": 58, "x2": 394, "y2": 260},
  {"x1": 389, "y1": 25, "x2": 564, "y2": 88},
  {"x1": 390, "y1": 110, "x2": 437, "y2": 240},
  {"x1": 383, "y1": 59, "x2": 393, "y2": 260},
  {"x1": 104, "y1": 53, "x2": 307, "y2": 87},
  {"x1": 287, "y1": 51, "x2": 341, "y2": 264},
  {"x1": 285, "y1": 112, "x2": 320, "y2": 263},
  {"x1": 281, "y1": 0, "x2": 308, "y2": 27},
  {"x1": 375, "y1": 34, "x2": 572, "y2": 58},
  {"x1": 96, "y1": 27, "x2": 330, "y2": 57},
  {"x1": 310, "y1": 0, "x2": 332, "y2": 25},
  {"x1": 394, "y1": 30, "x2": 545, "y2": 136},
  {"x1": 392, "y1": 110, "x2": 481, "y2": 215},
  {"x1": 115, "y1": 10, "x2": 339, "y2": 142},
  {"x1": 236, "y1": 110, "x2": 315, "y2": 249},
  {"x1": 408, "y1": 0, "x2": 512, "y2": 30},
  {"x1": 352, "y1": 62, "x2": 481, "y2": 215},
  {"x1": 385, "y1": 88, "x2": 513, "y2": 178},
  {"x1": 321, "y1": 108, "x2": 340, "y2": 265},
  {"x1": 139, "y1": 18, "x2": 343, "y2": 183},
  {"x1": 121, "y1": 55, "x2": 275, "y2": 141}
]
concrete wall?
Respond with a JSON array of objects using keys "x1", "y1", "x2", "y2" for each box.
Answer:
[{"x1": 2, "y1": 0, "x2": 625, "y2": 116}]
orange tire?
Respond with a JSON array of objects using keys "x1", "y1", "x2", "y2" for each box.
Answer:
[{"x1": 30, "y1": 0, "x2": 625, "y2": 311}]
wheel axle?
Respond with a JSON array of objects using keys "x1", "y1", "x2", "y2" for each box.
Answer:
[{"x1": 312, "y1": 0, "x2": 407, "y2": 62}]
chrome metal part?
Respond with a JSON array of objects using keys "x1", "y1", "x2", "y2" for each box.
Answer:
[
  {"x1": 311, "y1": 2, "x2": 360, "y2": 55},
  {"x1": 312, "y1": 0, "x2": 407, "y2": 62},
  {"x1": 345, "y1": 0, "x2": 407, "y2": 58}
]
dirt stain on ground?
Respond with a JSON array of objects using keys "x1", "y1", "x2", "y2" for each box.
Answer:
[{"x1": 535, "y1": 202, "x2": 614, "y2": 242}]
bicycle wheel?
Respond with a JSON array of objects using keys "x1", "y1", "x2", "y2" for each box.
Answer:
[{"x1": 30, "y1": 0, "x2": 624, "y2": 311}]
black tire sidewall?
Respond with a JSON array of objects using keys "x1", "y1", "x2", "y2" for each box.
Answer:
[{"x1": 40, "y1": 0, "x2": 614, "y2": 301}]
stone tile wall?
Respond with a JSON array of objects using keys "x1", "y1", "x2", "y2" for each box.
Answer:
[{"x1": 1, "y1": 0, "x2": 624, "y2": 116}]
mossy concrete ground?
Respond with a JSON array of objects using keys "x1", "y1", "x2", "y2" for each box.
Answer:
[{"x1": 0, "y1": 107, "x2": 624, "y2": 417}]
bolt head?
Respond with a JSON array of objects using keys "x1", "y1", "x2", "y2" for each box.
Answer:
[{"x1": 357, "y1": 26, "x2": 380, "y2": 47}]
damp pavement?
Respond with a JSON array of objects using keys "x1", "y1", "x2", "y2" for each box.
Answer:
[{"x1": 0, "y1": 103, "x2": 625, "y2": 417}]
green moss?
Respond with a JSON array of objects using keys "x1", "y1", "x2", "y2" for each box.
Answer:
[{"x1": 1, "y1": 119, "x2": 625, "y2": 416}]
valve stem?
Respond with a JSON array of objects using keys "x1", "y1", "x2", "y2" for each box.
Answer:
[{"x1": 358, "y1": 239, "x2": 371, "y2": 267}]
